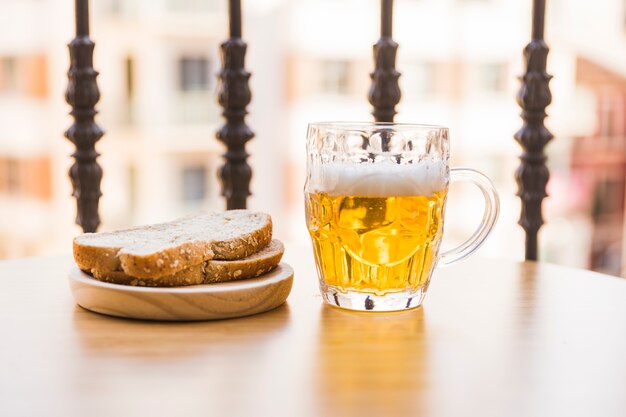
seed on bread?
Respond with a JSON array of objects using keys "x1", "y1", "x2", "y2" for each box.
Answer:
[
  {"x1": 74, "y1": 210, "x2": 272, "y2": 279},
  {"x1": 88, "y1": 239, "x2": 285, "y2": 287},
  {"x1": 203, "y1": 240, "x2": 284, "y2": 283}
]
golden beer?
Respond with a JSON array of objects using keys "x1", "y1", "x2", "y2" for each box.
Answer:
[
  {"x1": 305, "y1": 122, "x2": 499, "y2": 311},
  {"x1": 305, "y1": 190, "x2": 447, "y2": 296}
]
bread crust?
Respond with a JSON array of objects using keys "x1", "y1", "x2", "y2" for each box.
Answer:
[
  {"x1": 87, "y1": 240, "x2": 285, "y2": 287},
  {"x1": 73, "y1": 211, "x2": 272, "y2": 279},
  {"x1": 204, "y1": 240, "x2": 285, "y2": 283},
  {"x1": 90, "y1": 264, "x2": 206, "y2": 287}
]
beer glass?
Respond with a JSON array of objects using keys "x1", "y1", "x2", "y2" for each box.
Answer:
[{"x1": 305, "y1": 122, "x2": 499, "y2": 312}]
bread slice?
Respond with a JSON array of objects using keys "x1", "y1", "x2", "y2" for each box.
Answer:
[
  {"x1": 89, "y1": 240, "x2": 285, "y2": 287},
  {"x1": 90, "y1": 263, "x2": 207, "y2": 287},
  {"x1": 74, "y1": 210, "x2": 272, "y2": 279},
  {"x1": 204, "y1": 239, "x2": 284, "y2": 283}
]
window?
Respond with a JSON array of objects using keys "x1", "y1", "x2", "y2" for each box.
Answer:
[
  {"x1": 102, "y1": 0, "x2": 122, "y2": 15},
  {"x1": 478, "y1": 63, "x2": 507, "y2": 93},
  {"x1": 179, "y1": 57, "x2": 211, "y2": 91},
  {"x1": 181, "y1": 165, "x2": 208, "y2": 201},
  {"x1": 23, "y1": 55, "x2": 48, "y2": 98},
  {"x1": 6, "y1": 158, "x2": 19, "y2": 194},
  {"x1": 125, "y1": 56, "x2": 135, "y2": 98},
  {"x1": 99, "y1": 0, "x2": 141, "y2": 17},
  {"x1": 0, "y1": 57, "x2": 18, "y2": 93},
  {"x1": 403, "y1": 61, "x2": 436, "y2": 96},
  {"x1": 176, "y1": 56, "x2": 217, "y2": 123},
  {"x1": 598, "y1": 96, "x2": 614, "y2": 137},
  {"x1": 0, "y1": 156, "x2": 51, "y2": 200},
  {"x1": 166, "y1": 0, "x2": 220, "y2": 12},
  {"x1": 123, "y1": 56, "x2": 135, "y2": 124},
  {"x1": 128, "y1": 164, "x2": 137, "y2": 214},
  {"x1": 0, "y1": 55, "x2": 48, "y2": 97},
  {"x1": 592, "y1": 177, "x2": 625, "y2": 219},
  {"x1": 320, "y1": 60, "x2": 351, "y2": 95}
]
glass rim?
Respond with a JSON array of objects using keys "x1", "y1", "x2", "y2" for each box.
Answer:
[{"x1": 308, "y1": 121, "x2": 448, "y2": 131}]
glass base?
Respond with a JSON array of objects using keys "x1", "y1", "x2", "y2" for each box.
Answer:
[{"x1": 320, "y1": 283, "x2": 427, "y2": 312}]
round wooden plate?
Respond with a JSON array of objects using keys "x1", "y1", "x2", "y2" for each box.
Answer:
[{"x1": 68, "y1": 263, "x2": 294, "y2": 321}]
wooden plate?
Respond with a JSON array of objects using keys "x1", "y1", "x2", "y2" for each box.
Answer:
[{"x1": 68, "y1": 263, "x2": 294, "y2": 321}]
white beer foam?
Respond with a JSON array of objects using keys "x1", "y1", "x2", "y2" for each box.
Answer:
[{"x1": 310, "y1": 160, "x2": 447, "y2": 197}]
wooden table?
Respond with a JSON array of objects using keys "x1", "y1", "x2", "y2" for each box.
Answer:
[{"x1": 1, "y1": 248, "x2": 625, "y2": 417}]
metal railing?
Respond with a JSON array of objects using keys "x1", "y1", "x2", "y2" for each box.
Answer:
[{"x1": 65, "y1": 0, "x2": 552, "y2": 262}]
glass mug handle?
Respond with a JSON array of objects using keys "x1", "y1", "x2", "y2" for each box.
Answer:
[{"x1": 438, "y1": 168, "x2": 500, "y2": 267}]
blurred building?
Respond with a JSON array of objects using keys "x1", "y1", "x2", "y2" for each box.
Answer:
[
  {"x1": 284, "y1": 0, "x2": 531, "y2": 258},
  {"x1": 0, "y1": 0, "x2": 625, "y2": 276},
  {"x1": 0, "y1": 0, "x2": 288, "y2": 257},
  {"x1": 570, "y1": 58, "x2": 626, "y2": 275},
  {"x1": 283, "y1": 0, "x2": 626, "y2": 276}
]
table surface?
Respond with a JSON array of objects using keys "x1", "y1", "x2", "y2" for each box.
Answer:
[{"x1": 1, "y1": 247, "x2": 625, "y2": 417}]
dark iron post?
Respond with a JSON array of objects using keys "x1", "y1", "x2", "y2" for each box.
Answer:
[
  {"x1": 368, "y1": 0, "x2": 401, "y2": 123},
  {"x1": 65, "y1": 0, "x2": 104, "y2": 233},
  {"x1": 514, "y1": 0, "x2": 553, "y2": 260},
  {"x1": 216, "y1": 0, "x2": 254, "y2": 209}
]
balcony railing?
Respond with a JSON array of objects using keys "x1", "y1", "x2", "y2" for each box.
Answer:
[{"x1": 65, "y1": 0, "x2": 554, "y2": 261}]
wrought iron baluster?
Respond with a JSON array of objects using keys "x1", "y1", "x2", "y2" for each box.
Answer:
[
  {"x1": 65, "y1": 0, "x2": 104, "y2": 233},
  {"x1": 216, "y1": 0, "x2": 253, "y2": 210},
  {"x1": 514, "y1": 0, "x2": 553, "y2": 260},
  {"x1": 368, "y1": 0, "x2": 401, "y2": 123}
]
